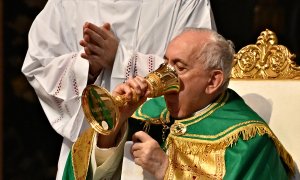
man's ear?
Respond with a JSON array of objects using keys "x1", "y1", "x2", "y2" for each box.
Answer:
[{"x1": 205, "y1": 70, "x2": 224, "y2": 94}]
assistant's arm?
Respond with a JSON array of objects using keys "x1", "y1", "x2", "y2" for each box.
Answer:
[
  {"x1": 22, "y1": 0, "x2": 91, "y2": 142},
  {"x1": 110, "y1": 0, "x2": 216, "y2": 90}
]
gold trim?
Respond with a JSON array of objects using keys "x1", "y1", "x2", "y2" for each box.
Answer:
[
  {"x1": 183, "y1": 93, "x2": 228, "y2": 127},
  {"x1": 231, "y1": 29, "x2": 300, "y2": 79},
  {"x1": 131, "y1": 105, "x2": 164, "y2": 125},
  {"x1": 174, "y1": 92, "x2": 227, "y2": 125},
  {"x1": 136, "y1": 104, "x2": 152, "y2": 120},
  {"x1": 184, "y1": 120, "x2": 263, "y2": 139},
  {"x1": 166, "y1": 122, "x2": 295, "y2": 176},
  {"x1": 160, "y1": 108, "x2": 169, "y2": 124},
  {"x1": 132, "y1": 91, "x2": 228, "y2": 130},
  {"x1": 72, "y1": 128, "x2": 95, "y2": 180},
  {"x1": 169, "y1": 92, "x2": 228, "y2": 136}
]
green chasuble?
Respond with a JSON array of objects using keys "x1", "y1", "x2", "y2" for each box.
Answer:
[
  {"x1": 63, "y1": 89, "x2": 295, "y2": 179},
  {"x1": 132, "y1": 89, "x2": 295, "y2": 179}
]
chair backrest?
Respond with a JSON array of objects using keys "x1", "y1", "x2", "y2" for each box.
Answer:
[{"x1": 228, "y1": 29, "x2": 300, "y2": 178}]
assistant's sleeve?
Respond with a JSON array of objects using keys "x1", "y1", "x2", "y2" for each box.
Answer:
[
  {"x1": 21, "y1": 0, "x2": 91, "y2": 142},
  {"x1": 172, "y1": 0, "x2": 217, "y2": 38},
  {"x1": 224, "y1": 134, "x2": 289, "y2": 179},
  {"x1": 110, "y1": 0, "x2": 216, "y2": 91},
  {"x1": 110, "y1": 46, "x2": 164, "y2": 90}
]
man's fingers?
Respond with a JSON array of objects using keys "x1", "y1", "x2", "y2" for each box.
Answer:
[
  {"x1": 113, "y1": 83, "x2": 135, "y2": 101},
  {"x1": 83, "y1": 34, "x2": 90, "y2": 43},
  {"x1": 85, "y1": 22, "x2": 109, "y2": 40},
  {"x1": 79, "y1": 39, "x2": 87, "y2": 47},
  {"x1": 84, "y1": 28, "x2": 105, "y2": 47},
  {"x1": 132, "y1": 131, "x2": 151, "y2": 143},
  {"x1": 83, "y1": 22, "x2": 88, "y2": 37},
  {"x1": 125, "y1": 77, "x2": 148, "y2": 97},
  {"x1": 80, "y1": 52, "x2": 88, "y2": 59},
  {"x1": 131, "y1": 141, "x2": 143, "y2": 151},
  {"x1": 133, "y1": 157, "x2": 143, "y2": 166},
  {"x1": 132, "y1": 147, "x2": 142, "y2": 158},
  {"x1": 84, "y1": 46, "x2": 92, "y2": 55},
  {"x1": 134, "y1": 77, "x2": 148, "y2": 95},
  {"x1": 102, "y1": 22, "x2": 111, "y2": 31},
  {"x1": 85, "y1": 42, "x2": 103, "y2": 56}
]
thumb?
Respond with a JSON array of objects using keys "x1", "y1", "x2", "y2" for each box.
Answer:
[{"x1": 132, "y1": 131, "x2": 151, "y2": 143}]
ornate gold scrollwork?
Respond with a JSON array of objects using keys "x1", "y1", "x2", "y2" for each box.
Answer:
[{"x1": 231, "y1": 29, "x2": 300, "y2": 79}]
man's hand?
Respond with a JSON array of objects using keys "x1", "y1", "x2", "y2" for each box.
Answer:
[
  {"x1": 112, "y1": 76, "x2": 150, "y2": 123},
  {"x1": 80, "y1": 22, "x2": 119, "y2": 83},
  {"x1": 97, "y1": 76, "x2": 148, "y2": 148},
  {"x1": 131, "y1": 131, "x2": 169, "y2": 180}
]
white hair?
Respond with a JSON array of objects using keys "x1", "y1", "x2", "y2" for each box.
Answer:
[{"x1": 183, "y1": 27, "x2": 235, "y2": 91}]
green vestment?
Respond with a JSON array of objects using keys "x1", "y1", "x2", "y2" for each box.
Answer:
[{"x1": 63, "y1": 89, "x2": 295, "y2": 179}]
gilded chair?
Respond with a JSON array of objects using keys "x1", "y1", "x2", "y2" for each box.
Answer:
[{"x1": 229, "y1": 29, "x2": 300, "y2": 179}]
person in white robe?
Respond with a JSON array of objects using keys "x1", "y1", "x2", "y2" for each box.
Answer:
[{"x1": 21, "y1": 0, "x2": 216, "y2": 179}]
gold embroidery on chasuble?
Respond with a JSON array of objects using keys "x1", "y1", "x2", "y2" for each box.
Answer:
[
  {"x1": 164, "y1": 93, "x2": 228, "y2": 180},
  {"x1": 72, "y1": 127, "x2": 95, "y2": 180},
  {"x1": 131, "y1": 91, "x2": 295, "y2": 178},
  {"x1": 165, "y1": 136, "x2": 226, "y2": 180}
]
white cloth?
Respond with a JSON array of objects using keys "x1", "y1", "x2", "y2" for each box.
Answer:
[
  {"x1": 91, "y1": 130, "x2": 128, "y2": 180},
  {"x1": 121, "y1": 141, "x2": 155, "y2": 180},
  {"x1": 21, "y1": 0, "x2": 216, "y2": 179}
]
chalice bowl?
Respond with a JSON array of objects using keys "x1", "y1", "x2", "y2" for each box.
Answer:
[{"x1": 81, "y1": 63, "x2": 180, "y2": 135}]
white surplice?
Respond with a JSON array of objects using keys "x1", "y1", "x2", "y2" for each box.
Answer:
[{"x1": 21, "y1": 0, "x2": 216, "y2": 179}]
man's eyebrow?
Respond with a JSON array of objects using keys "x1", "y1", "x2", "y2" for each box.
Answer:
[{"x1": 163, "y1": 55, "x2": 186, "y2": 65}]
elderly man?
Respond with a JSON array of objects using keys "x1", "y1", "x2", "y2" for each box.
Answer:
[
  {"x1": 63, "y1": 28, "x2": 294, "y2": 179},
  {"x1": 22, "y1": 1, "x2": 216, "y2": 178}
]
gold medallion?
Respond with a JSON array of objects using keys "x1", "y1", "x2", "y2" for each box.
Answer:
[{"x1": 170, "y1": 122, "x2": 187, "y2": 136}]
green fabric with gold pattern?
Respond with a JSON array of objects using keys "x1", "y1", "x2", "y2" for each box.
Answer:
[
  {"x1": 63, "y1": 89, "x2": 295, "y2": 179},
  {"x1": 131, "y1": 96, "x2": 167, "y2": 122},
  {"x1": 131, "y1": 89, "x2": 294, "y2": 179}
]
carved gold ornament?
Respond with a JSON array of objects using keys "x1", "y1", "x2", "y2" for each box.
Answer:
[{"x1": 231, "y1": 29, "x2": 300, "y2": 79}]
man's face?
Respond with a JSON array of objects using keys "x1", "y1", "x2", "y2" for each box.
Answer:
[{"x1": 163, "y1": 31, "x2": 212, "y2": 119}]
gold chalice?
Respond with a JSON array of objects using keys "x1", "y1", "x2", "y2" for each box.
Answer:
[{"x1": 81, "y1": 63, "x2": 180, "y2": 135}]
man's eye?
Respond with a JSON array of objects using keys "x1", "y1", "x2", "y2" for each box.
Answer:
[{"x1": 175, "y1": 66, "x2": 185, "y2": 72}]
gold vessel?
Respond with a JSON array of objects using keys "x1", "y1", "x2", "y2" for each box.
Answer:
[{"x1": 81, "y1": 63, "x2": 180, "y2": 135}]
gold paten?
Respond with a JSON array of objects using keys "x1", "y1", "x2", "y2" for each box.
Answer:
[
  {"x1": 231, "y1": 29, "x2": 300, "y2": 79},
  {"x1": 82, "y1": 63, "x2": 180, "y2": 135}
]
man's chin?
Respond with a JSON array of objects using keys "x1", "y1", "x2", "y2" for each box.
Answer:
[
  {"x1": 168, "y1": 109, "x2": 183, "y2": 119},
  {"x1": 169, "y1": 110, "x2": 192, "y2": 120},
  {"x1": 166, "y1": 106, "x2": 177, "y2": 117}
]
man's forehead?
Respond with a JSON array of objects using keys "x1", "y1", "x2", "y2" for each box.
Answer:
[{"x1": 172, "y1": 31, "x2": 210, "y2": 48}]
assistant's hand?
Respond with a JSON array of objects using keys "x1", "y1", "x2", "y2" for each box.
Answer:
[
  {"x1": 80, "y1": 22, "x2": 119, "y2": 83},
  {"x1": 131, "y1": 131, "x2": 169, "y2": 180}
]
